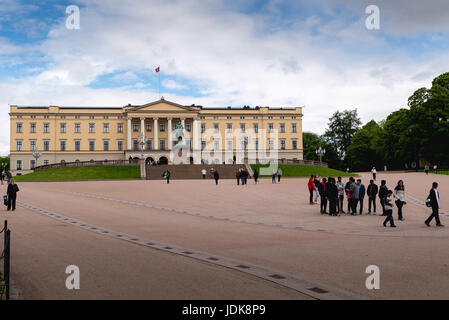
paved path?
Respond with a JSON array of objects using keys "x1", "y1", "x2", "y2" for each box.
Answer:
[{"x1": 1, "y1": 171, "x2": 449, "y2": 299}]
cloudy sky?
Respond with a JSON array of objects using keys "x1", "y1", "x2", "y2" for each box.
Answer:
[{"x1": 1, "y1": 0, "x2": 449, "y2": 155}]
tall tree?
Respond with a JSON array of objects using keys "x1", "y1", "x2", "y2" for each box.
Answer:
[
  {"x1": 323, "y1": 109, "x2": 362, "y2": 168},
  {"x1": 408, "y1": 73, "x2": 449, "y2": 166},
  {"x1": 346, "y1": 120, "x2": 383, "y2": 171},
  {"x1": 302, "y1": 132, "x2": 324, "y2": 161}
]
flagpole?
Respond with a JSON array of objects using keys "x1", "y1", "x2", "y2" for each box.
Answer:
[{"x1": 157, "y1": 66, "x2": 161, "y2": 99}]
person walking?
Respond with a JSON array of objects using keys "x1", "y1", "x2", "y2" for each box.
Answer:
[
  {"x1": 163, "y1": 170, "x2": 171, "y2": 184},
  {"x1": 201, "y1": 168, "x2": 207, "y2": 179},
  {"x1": 308, "y1": 175, "x2": 315, "y2": 205},
  {"x1": 318, "y1": 178, "x2": 327, "y2": 214},
  {"x1": 271, "y1": 170, "x2": 276, "y2": 184},
  {"x1": 379, "y1": 180, "x2": 388, "y2": 216},
  {"x1": 7, "y1": 178, "x2": 19, "y2": 211},
  {"x1": 371, "y1": 167, "x2": 377, "y2": 181},
  {"x1": 213, "y1": 170, "x2": 219, "y2": 185},
  {"x1": 357, "y1": 179, "x2": 366, "y2": 214},
  {"x1": 236, "y1": 169, "x2": 241, "y2": 185},
  {"x1": 277, "y1": 168, "x2": 282, "y2": 183},
  {"x1": 241, "y1": 169, "x2": 248, "y2": 185},
  {"x1": 253, "y1": 170, "x2": 259, "y2": 184},
  {"x1": 393, "y1": 180, "x2": 407, "y2": 221},
  {"x1": 424, "y1": 165, "x2": 429, "y2": 175},
  {"x1": 367, "y1": 179, "x2": 378, "y2": 214},
  {"x1": 336, "y1": 177, "x2": 345, "y2": 213},
  {"x1": 0, "y1": 171, "x2": 4, "y2": 185},
  {"x1": 349, "y1": 177, "x2": 359, "y2": 215},
  {"x1": 6, "y1": 170, "x2": 12, "y2": 183},
  {"x1": 425, "y1": 182, "x2": 444, "y2": 227},
  {"x1": 434, "y1": 165, "x2": 438, "y2": 174},
  {"x1": 382, "y1": 190, "x2": 396, "y2": 228}
]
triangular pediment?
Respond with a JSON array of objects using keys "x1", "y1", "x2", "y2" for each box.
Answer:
[{"x1": 126, "y1": 98, "x2": 197, "y2": 112}]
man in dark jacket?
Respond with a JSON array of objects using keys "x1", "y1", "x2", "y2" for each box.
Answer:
[
  {"x1": 7, "y1": 179, "x2": 19, "y2": 211},
  {"x1": 345, "y1": 180, "x2": 352, "y2": 213},
  {"x1": 213, "y1": 170, "x2": 219, "y2": 185},
  {"x1": 367, "y1": 179, "x2": 378, "y2": 214},
  {"x1": 379, "y1": 180, "x2": 388, "y2": 215},
  {"x1": 318, "y1": 178, "x2": 327, "y2": 214},
  {"x1": 425, "y1": 182, "x2": 444, "y2": 227},
  {"x1": 327, "y1": 178, "x2": 339, "y2": 216},
  {"x1": 357, "y1": 179, "x2": 366, "y2": 214}
]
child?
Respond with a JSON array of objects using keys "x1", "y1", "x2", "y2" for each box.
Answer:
[{"x1": 383, "y1": 190, "x2": 396, "y2": 228}]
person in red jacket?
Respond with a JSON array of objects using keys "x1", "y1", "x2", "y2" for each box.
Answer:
[{"x1": 308, "y1": 175, "x2": 316, "y2": 205}]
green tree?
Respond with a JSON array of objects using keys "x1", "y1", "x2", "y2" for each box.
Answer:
[
  {"x1": 323, "y1": 109, "x2": 362, "y2": 168},
  {"x1": 346, "y1": 120, "x2": 384, "y2": 171},
  {"x1": 378, "y1": 109, "x2": 413, "y2": 169},
  {"x1": 408, "y1": 73, "x2": 449, "y2": 166},
  {"x1": 302, "y1": 132, "x2": 323, "y2": 161},
  {"x1": 0, "y1": 156, "x2": 10, "y2": 172}
]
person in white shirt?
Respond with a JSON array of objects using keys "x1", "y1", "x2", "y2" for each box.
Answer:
[
  {"x1": 371, "y1": 167, "x2": 377, "y2": 180},
  {"x1": 201, "y1": 168, "x2": 207, "y2": 179},
  {"x1": 393, "y1": 180, "x2": 406, "y2": 221}
]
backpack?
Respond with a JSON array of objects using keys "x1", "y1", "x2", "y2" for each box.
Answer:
[{"x1": 426, "y1": 192, "x2": 432, "y2": 207}]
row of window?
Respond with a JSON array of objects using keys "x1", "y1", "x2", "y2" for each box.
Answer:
[
  {"x1": 201, "y1": 123, "x2": 297, "y2": 134},
  {"x1": 16, "y1": 122, "x2": 298, "y2": 134},
  {"x1": 201, "y1": 138, "x2": 298, "y2": 151},
  {"x1": 16, "y1": 115, "x2": 123, "y2": 119},
  {"x1": 16, "y1": 138, "x2": 298, "y2": 152},
  {"x1": 16, "y1": 122, "x2": 125, "y2": 134}
]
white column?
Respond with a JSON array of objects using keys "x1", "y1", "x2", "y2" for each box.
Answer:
[
  {"x1": 153, "y1": 117, "x2": 159, "y2": 150},
  {"x1": 140, "y1": 117, "x2": 145, "y2": 135},
  {"x1": 193, "y1": 118, "x2": 199, "y2": 150},
  {"x1": 167, "y1": 117, "x2": 172, "y2": 150},
  {"x1": 127, "y1": 117, "x2": 132, "y2": 150},
  {"x1": 193, "y1": 118, "x2": 200, "y2": 164},
  {"x1": 181, "y1": 118, "x2": 186, "y2": 147}
]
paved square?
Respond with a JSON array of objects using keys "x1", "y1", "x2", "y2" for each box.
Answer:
[{"x1": 2, "y1": 171, "x2": 448, "y2": 299}]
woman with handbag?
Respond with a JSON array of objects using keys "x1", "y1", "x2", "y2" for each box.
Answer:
[
  {"x1": 7, "y1": 178, "x2": 19, "y2": 211},
  {"x1": 393, "y1": 180, "x2": 406, "y2": 221}
]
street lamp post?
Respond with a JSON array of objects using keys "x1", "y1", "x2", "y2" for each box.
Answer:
[
  {"x1": 316, "y1": 147, "x2": 325, "y2": 163},
  {"x1": 137, "y1": 133, "x2": 148, "y2": 179},
  {"x1": 32, "y1": 148, "x2": 42, "y2": 170},
  {"x1": 1, "y1": 162, "x2": 6, "y2": 185},
  {"x1": 138, "y1": 132, "x2": 147, "y2": 160}
]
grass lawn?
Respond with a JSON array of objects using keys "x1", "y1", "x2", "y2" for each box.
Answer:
[
  {"x1": 14, "y1": 165, "x2": 140, "y2": 181},
  {"x1": 251, "y1": 164, "x2": 356, "y2": 178}
]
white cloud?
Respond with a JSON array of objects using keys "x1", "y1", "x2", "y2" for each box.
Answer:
[
  {"x1": 111, "y1": 71, "x2": 139, "y2": 82},
  {"x1": 162, "y1": 79, "x2": 187, "y2": 90}
]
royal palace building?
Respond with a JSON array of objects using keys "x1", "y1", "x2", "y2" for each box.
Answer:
[{"x1": 9, "y1": 98, "x2": 303, "y2": 173}]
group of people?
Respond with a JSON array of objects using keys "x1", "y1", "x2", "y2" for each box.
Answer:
[
  {"x1": 307, "y1": 174, "x2": 443, "y2": 228},
  {"x1": 236, "y1": 168, "x2": 251, "y2": 185},
  {"x1": 424, "y1": 165, "x2": 439, "y2": 175},
  {"x1": 271, "y1": 168, "x2": 283, "y2": 184}
]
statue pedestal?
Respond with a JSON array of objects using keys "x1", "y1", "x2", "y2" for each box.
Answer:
[{"x1": 139, "y1": 159, "x2": 146, "y2": 179}]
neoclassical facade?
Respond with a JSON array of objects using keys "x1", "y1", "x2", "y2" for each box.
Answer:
[{"x1": 9, "y1": 98, "x2": 303, "y2": 173}]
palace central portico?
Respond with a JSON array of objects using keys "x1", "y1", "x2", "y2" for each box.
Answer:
[
  {"x1": 9, "y1": 97, "x2": 304, "y2": 173},
  {"x1": 124, "y1": 99, "x2": 200, "y2": 165}
]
